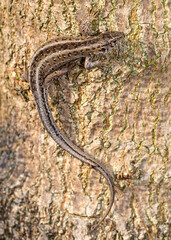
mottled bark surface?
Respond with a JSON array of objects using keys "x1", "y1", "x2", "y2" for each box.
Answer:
[{"x1": 0, "y1": 0, "x2": 170, "y2": 239}]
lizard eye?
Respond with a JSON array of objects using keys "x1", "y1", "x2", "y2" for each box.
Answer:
[
  {"x1": 101, "y1": 48, "x2": 106, "y2": 52},
  {"x1": 111, "y1": 40, "x2": 116, "y2": 47}
]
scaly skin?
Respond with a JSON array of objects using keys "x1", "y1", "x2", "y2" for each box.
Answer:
[{"x1": 29, "y1": 31, "x2": 125, "y2": 234}]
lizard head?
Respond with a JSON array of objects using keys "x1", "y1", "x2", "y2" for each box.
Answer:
[{"x1": 91, "y1": 31, "x2": 125, "y2": 55}]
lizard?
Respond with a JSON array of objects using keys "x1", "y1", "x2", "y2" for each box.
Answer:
[{"x1": 28, "y1": 31, "x2": 125, "y2": 233}]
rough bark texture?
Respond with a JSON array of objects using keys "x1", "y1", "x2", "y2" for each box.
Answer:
[{"x1": 0, "y1": 0, "x2": 170, "y2": 239}]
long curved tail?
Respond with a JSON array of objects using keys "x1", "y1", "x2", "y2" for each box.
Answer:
[{"x1": 88, "y1": 164, "x2": 115, "y2": 234}]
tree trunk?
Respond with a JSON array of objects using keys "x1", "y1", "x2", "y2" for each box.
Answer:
[{"x1": 0, "y1": 0, "x2": 170, "y2": 239}]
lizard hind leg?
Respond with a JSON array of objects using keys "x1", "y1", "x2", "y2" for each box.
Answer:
[{"x1": 44, "y1": 60, "x2": 81, "y2": 84}]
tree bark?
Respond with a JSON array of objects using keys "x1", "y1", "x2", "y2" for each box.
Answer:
[{"x1": 0, "y1": 0, "x2": 170, "y2": 239}]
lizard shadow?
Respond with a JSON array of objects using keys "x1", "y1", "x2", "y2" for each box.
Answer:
[
  {"x1": 48, "y1": 72, "x2": 79, "y2": 147},
  {"x1": 48, "y1": 66, "x2": 115, "y2": 177}
]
